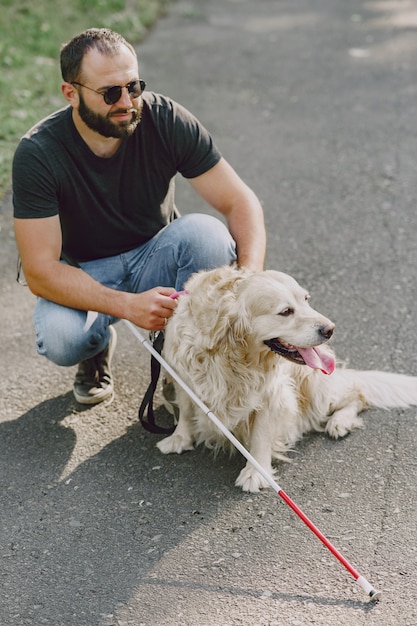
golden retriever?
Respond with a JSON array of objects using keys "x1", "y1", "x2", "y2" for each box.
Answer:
[{"x1": 157, "y1": 265, "x2": 417, "y2": 492}]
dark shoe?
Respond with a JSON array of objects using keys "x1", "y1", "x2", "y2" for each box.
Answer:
[{"x1": 73, "y1": 326, "x2": 117, "y2": 405}]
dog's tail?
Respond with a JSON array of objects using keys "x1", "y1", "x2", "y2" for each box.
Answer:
[{"x1": 348, "y1": 369, "x2": 417, "y2": 409}]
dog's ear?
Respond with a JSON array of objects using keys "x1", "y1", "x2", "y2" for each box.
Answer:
[
  {"x1": 226, "y1": 290, "x2": 252, "y2": 342},
  {"x1": 185, "y1": 266, "x2": 252, "y2": 350}
]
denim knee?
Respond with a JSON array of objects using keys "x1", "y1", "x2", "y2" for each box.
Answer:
[
  {"x1": 175, "y1": 213, "x2": 236, "y2": 265},
  {"x1": 130, "y1": 213, "x2": 237, "y2": 292},
  {"x1": 33, "y1": 298, "x2": 111, "y2": 366},
  {"x1": 173, "y1": 213, "x2": 236, "y2": 288}
]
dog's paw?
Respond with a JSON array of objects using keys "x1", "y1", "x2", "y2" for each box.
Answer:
[
  {"x1": 235, "y1": 463, "x2": 273, "y2": 492},
  {"x1": 325, "y1": 410, "x2": 364, "y2": 439},
  {"x1": 156, "y1": 433, "x2": 194, "y2": 454}
]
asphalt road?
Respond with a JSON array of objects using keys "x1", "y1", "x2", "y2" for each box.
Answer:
[{"x1": 1, "y1": 0, "x2": 417, "y2": 624}]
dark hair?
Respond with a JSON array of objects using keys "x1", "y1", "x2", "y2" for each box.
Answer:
[{"x1": 60, "y1": 28, "x2": 137, "y2": 83}]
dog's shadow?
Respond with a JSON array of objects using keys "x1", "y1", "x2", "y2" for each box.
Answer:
[{"x1": 0, "y1": 395, "x2": 248, "y2": 624}]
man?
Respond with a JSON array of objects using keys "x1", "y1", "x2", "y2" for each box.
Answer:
[{"x1": 13, "y1": 28, "x2": 266, "y2": 406}]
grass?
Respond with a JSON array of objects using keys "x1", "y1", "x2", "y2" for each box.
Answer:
[{"x1": 0, "y1": 0, "x2": 170, "y2": 199}]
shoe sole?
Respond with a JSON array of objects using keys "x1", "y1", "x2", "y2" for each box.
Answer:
[{"x1": 73, "y1": 387, "x2": 115, "y2": 405}]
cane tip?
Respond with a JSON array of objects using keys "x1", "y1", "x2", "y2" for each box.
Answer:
[{"x1": 369, "y1": 588, "x2": 382, "y2": 602}]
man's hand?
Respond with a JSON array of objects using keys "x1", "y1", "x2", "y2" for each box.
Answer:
[{"x1": 124, "y1": 287, "x2": 179, "y2": 330}]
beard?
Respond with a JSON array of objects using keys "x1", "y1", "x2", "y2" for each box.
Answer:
[{"x1": 78, "y1": 93, "x2": 143, "y2": 138}]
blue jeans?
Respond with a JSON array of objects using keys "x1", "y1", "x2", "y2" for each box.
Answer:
[{"x1": 33, "y1": 213, "x2": 236, "y2": 366}]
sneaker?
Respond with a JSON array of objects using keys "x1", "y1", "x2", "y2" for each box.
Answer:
[
  {"x1": 162, "y1": 375, "x2": 180, "y2": 421},
  {"x1": 73, "y1": 326, "x2": 117, "y2": 405}
]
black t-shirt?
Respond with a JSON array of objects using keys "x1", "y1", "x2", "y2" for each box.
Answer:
[{"x1": 12, "y1": 92, "x2": 222, "y2": 262}]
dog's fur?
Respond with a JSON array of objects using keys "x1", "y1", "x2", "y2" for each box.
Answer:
[{"x1": 157, "y1": 265, "x2": 417, "y2": 492}]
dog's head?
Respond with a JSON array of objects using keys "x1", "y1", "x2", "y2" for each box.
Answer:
[
  {"x1": 236, "y1": 270, "x2": 335, "y2": 374},
  {"x1": 179, "y1": 266, "x2": 335, "y2": 374}
]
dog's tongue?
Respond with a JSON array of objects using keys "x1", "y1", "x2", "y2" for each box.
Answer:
[{"x1": 298, "y1": 347, "x2": 335, "y2": 375}]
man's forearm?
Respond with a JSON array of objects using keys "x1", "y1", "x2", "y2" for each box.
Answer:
[
  {"x1": 227, "y1": 193, "x2": 266, "y2": 272},
  {"x1": 22, "y1": 260, "x2": 177, "y2": 330},
  {"x1": 25, "y1": 260, "x2": 132, "y2": 317}
]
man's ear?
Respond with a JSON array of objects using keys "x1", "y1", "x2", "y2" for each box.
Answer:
[{"x1": 61, "y1": 82, "x2": 79, "y2": 106}]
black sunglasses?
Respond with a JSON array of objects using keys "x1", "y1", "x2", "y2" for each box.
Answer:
[{"x1": 71, "y1": 79, "x2": 146, "y2": 105}]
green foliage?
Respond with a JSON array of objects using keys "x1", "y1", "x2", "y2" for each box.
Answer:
[{"x1": 0, "y1": 0, "x2": 169, "y2": 198}]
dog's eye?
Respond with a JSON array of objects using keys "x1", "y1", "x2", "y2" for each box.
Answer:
[{"x1": 279, "y1": 307, "x2": 294, "y2": 317}]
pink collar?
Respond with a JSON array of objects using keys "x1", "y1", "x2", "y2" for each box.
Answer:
[{"x1": 169, "y1": 290, "x2": 189, "y2": 299}]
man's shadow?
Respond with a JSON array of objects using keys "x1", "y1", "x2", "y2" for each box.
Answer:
[{"x1": 0, "y1": 393, "x2": 246, "y2": 625}]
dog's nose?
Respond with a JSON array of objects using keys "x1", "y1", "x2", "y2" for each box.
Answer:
[{"x1": 319, "y1": 323, "x2": 335, "y2": 340}]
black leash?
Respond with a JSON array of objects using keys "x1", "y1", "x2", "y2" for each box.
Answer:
[{"x1": 138, "y1": 331, "x2": 176, "y2": 434}]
